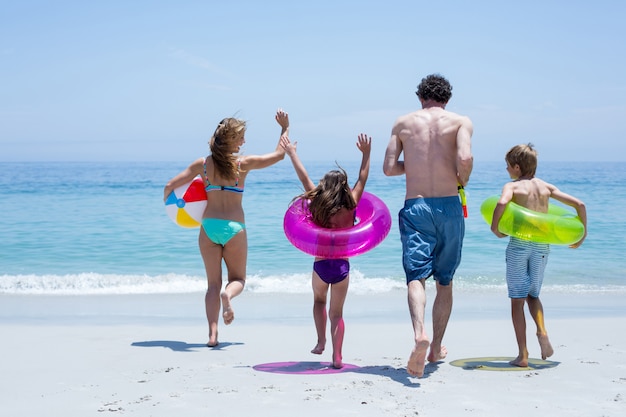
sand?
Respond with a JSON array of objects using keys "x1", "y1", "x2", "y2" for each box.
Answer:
[{"x1": 1, "y1": 290, "x2": 625, "y2": 416}]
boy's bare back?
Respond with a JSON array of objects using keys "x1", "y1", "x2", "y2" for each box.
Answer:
[{"x1": 505, "y1": 178, "x2": 553, "y2": 213}]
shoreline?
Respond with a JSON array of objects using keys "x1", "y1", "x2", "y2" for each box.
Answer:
[
  {"x1": 2, "y1": 289, "x2": 625, "y2": 324},
  {"x1": 2, "y1": 291, "x2": 625, "y2": 416}
]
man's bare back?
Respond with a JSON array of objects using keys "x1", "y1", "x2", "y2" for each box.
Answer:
[{"x1": 383, "y1": 102, "x2": 473, "y2": 199}]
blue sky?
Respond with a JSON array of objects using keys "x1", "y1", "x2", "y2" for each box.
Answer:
[{"x1": 1, "y1": 0, "x2": 625, "y2": 163}]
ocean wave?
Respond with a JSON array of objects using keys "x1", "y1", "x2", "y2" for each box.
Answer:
[
  {"x1": 1, "y1": 272, "x2": 624, "y2": 296},
  {"x1": 0, "y1": 271, "x2": 406, "y2": 295},
  {"x1": 0, "y1": 273, "x2": 206, "y2": 295}
]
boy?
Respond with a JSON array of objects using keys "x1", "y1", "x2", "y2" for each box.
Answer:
[{"x1": 491, "y1": 143, "x2": 587, "y2": 367}]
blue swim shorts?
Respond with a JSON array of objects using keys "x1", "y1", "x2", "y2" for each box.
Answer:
[
  {"x1": 505, "y1": 237, "x2": 550, "y2": 299},
  {"x1": 398, "y1": 196, "x2": 464, "y2": 286}
]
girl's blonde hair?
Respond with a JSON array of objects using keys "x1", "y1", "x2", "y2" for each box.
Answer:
[
  {"x1": 506, "y1": 143, "x2": 538, "y2": 177},
  {"x1": 299, "y1": 167, "x2": 356, "y2": 228},
  {"x1": 209, "y1": 117, "x2": 246, "y2": 179}
]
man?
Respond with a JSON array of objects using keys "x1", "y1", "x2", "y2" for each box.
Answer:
[{"x1": 383, "y1": 74, "x2": 473, "y2": 377}]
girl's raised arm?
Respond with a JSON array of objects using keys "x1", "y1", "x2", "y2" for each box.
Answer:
[
  {"x1": 351, "y1": 133, "x2": 371, "y2": 203},
  {"x1": 240, "y1": 109, "x2": 289, "y2": 171},
  {"x1": 282, "y1": 136, "x2": 315, "y2": 192}
]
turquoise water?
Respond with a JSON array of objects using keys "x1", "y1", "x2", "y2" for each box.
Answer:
[{"x1": 1, "y1": 160, "x2": 624, "y2": 295}]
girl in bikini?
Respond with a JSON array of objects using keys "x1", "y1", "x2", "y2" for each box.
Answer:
[
  {"x1": 164, "y1": 109, "x2": 289, "y2": 347},
  {"x1": 282, "y1": 133, "x2": 371, "y2": 368}
]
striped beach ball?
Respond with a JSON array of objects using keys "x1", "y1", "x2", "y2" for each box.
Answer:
[{"x1": 164, "y1": 177, "x2": 207, "y2": 228}]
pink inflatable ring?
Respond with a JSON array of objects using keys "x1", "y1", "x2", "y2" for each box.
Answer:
[{"x1": 283, "y1": 191, "x2": 392, "y2": 258}]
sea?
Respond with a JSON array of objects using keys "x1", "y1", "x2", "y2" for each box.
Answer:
[{"x1": 1, "y1": 160, "x2": 625, "y2": 296}]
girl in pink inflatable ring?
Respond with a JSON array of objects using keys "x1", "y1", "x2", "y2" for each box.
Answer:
[{"x1": 282, "y1": 133, "x2": 371, "y2": 369}]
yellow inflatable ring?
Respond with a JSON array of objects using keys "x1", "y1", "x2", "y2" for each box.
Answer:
[{"x1": 480, "y1": 195, "x2": 585, "y2": 245}]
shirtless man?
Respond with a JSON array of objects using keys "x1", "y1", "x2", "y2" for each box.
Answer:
[{"x1": 383, "y1": 74, "x2": 473, "y2": 377}]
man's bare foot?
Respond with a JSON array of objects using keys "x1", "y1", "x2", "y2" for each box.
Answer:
[
  {"x1": 427, "y1": 344, "x2": 448, "y2": 363},
  {"x1": 509, "y1": 355, "x2": 529, "y2": 367},
  {"x1": 311, "y1": 342, "x2": 325, "y2": 354},
  {"x1": 407, "y1": 339, "x2": 430, "y2": 377},
  {"x1": 220, "y1": 291, "x2": 234, "y2": 325},
  {"x1": 538, "y1": 334, "x2": 554, "y2": 359}
]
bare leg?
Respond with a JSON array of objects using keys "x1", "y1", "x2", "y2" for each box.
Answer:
[
  {"x1": 510, "y1": 298, "x2": 529, "y2": 367},
  {"x1": 221, "y1": 279, "x2": 244, "y2": 325},
  {"x1": 205, "y1": 290, "x2": 221, "y2": 346},
  {"x1": 427, "y1": 280, "x2": 452, "y2": 363},
  {"x1": 328, "y1": 277, "x2": 349, "y2": 369},
  {"x1": 311, "y1": 301, "x2": 327, "y2": 354},
  {"x1": 220, "y1": 231, "x2": 248, "y2": 326},
  {"x1": 407, "y1": 279, "x2": 429, "y2": 377},
  {"x1": 527, "y1": 296, "x2": 554, "y2": 360},
  {"x1": 199, "y1": 231, "x2": 223, "y2": 347},
  {"x1": 330, "y1": 318, "x2": 344, "y2": 368},
  {"x1": 311, "y1": 273, "x2": 328, "y2": 354}
]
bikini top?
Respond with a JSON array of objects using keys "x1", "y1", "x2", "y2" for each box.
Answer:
[{"x1": 203, "y1": 156, "x2": 244, "y2": 194}]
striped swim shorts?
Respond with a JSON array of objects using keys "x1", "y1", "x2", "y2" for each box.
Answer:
[{"x1": 505, "y1": 237, "x2": 550, "y2": 299}]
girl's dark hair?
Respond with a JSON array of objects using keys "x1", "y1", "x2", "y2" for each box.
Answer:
[
  {"x1": 209, "y1": 117, "x2": 246, "y2": 179},
  {"x1": 299, "y1": 167, "x2": 356, "y2": 228}
]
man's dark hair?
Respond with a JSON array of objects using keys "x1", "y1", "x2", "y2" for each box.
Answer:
[{"x1": 416, "y1": 74, "x2": 452, "y2": 103}]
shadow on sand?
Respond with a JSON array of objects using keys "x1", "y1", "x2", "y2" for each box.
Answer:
[
  {"x1": 252, "y1": 360, "x2": 443, "y2": 387},
  {"x1": 131, "y1": 340, "x2": 244, "y2": 352},
  {"x1": 449, "y1": 356, "x2": 560, "y2": 371}
]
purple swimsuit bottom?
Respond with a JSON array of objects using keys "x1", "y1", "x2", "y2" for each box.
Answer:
[{"x1": 313, "y1": 259, "x2": 350, "y2": 284}]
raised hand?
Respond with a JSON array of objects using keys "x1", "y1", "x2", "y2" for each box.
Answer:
[
  {"x1": 275, "y1": 108, "x2": 290, "y2": 130},
  {"x1": 356, "y1": 133, "x2": 372, "y2": 154}
]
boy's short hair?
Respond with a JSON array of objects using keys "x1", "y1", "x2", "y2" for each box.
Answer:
[
  {"x1": 416, "y1": 74, "x2": 452, "y2": 103},
  {"x1": 506, "y1": 143, "x2": 538, "y2": 177}
]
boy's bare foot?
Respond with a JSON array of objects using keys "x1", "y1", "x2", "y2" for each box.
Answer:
[
  {"x1": 427, "y1": 344, "x2": 448, "y2": 363},
  {"x1": 538, "y1": 334, "x2": 554, "y2": 359},
  {"x1": 407, "y1": 339, "x2": 430, "y2": 377},
  {"x1": 311, "y1": 343, "x2": 325, "y2": 354},
  {"x1": 220, "y1": 291, "x2": 234, "y2": 325}
]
